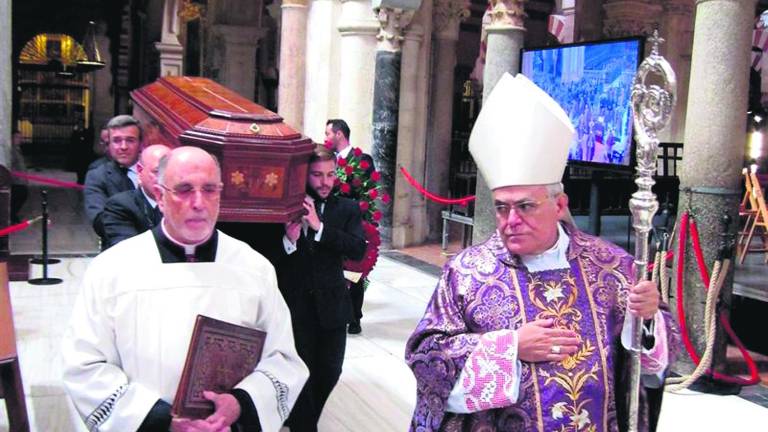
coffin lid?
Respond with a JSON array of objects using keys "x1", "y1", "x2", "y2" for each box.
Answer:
[{"x1": 130, "y1": 76, "x2": 302, "y2": 143}]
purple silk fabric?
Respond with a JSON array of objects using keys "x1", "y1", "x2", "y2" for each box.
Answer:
[{"x1": 405, "y1": 228, "x2": 679, "y2": 432}]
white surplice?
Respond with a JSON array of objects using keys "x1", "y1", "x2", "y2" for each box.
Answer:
[{"x1": 62, "y1": 230, "x2": 308, "y2": 432}]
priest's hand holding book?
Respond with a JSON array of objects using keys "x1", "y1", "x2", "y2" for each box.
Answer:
[{"x1": 171, "y1": 391, "x2": 240, "y2": 432}]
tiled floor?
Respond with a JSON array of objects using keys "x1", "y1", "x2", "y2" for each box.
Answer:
[{"x1": 3, "y1": 254, "x2": 768, "y2": 431}]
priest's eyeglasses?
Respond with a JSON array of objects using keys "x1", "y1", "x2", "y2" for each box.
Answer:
[
  {"x1": 494, "y1": 198, "x2": 548, "y2": 219},
  {"x1": 160, "y1": 183, "x2": 223, "y2": 200}
]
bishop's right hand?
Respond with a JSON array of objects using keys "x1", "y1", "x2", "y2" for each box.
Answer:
[{"x1": 517, "y1": 319, "x2": 581, "y2": 363}]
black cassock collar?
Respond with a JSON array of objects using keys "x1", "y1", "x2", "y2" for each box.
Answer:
[{"x1": 151, "y1": 224, "x2": 218, "y2": 263}]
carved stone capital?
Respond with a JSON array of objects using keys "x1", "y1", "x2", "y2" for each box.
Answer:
[
  {"x1": 433, "y1": 0, "x2": 470, "y2": 40},
  {"x1": 179, "y1": 0, "x2": 206, "y2": 22},
  {"x1": 488, "y1": 0, "x2": 526, "y2": 29},
  {"x1": 375, "y1": 7, "x2": 415, "y2": 52},
  {"x1": 603, "y1": 1, "x2": 662, "y2": 38}
]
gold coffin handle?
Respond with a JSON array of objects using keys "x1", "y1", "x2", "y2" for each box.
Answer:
[{"x1": 249, "y1": 123, "x2": 261, "y2": 134}]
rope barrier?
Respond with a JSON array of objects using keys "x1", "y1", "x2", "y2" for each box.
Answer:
[
  {"x1": 12, "y1": 171, "x2": 85, "y2": 190},
  {"x1": 0, "y1": 216, "x2": 42, "y2": 237},
  {"x1": 671, "y1": 212, "x2": 759, "y2": 387},
  {"x1": 399, "y1": 166, "x2": 475, "y2": 206}
]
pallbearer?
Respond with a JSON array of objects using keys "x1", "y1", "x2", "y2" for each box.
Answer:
[
  {"x1": 62, "y1": 146, "x2": 308, "y2": 432},
  {"x1": 405, "y1": 73, "x2": 680, "y2": 432}
]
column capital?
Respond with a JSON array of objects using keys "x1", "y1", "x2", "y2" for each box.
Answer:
[
  {"x1": 433, "y1": 0, "x2": 470, "y2": 41},
  {"x1": 603, "y1": 0, "x2": 663, "y2": 38},
  {"x1": 487, "y1": 0, "x2": 526, "y2": 30},
  {"x1": 375, "y1": 7, "x2": 416, "y2": 52}
]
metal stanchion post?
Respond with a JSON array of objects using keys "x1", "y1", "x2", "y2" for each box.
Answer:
[{"x1": 28, "y1": 190, "x2": 62, "y2": 285}]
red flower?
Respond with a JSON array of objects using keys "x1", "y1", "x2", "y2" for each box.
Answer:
[
  {"x1": 382, "y1": 193, "x2": 391, "y2": 204},
  {"x1": 368, "y1": 189, "x2": 378, "y2": 199},
  {"x1": 371, "y1": 171, "x2": 381, "y2": 181},
  {"x1": 353, "y1": 147, "x2": 363, "y2": 157},
  {"x1": 372, "y1": 210, "x2": 382, "y2": 221},
  {"x1": 359, "y1": 201, "x2": 370, "y2": 211},
  {"x1": 338, "y1": 158, "x2": 347, "y2": 167},
  {"x1": 345, "y1": 165, "x2": 354, "y2": 175},
  {"x1": 352, "y1": 177, "x2": 362, "y2": 187},
  {"x1": 340, "y1": 183, "x2": 351, "y2": 194},
  {"x1": 360, "y1": 160, "x2": 370, "y2": 170},
  {"x1": 324, "y1": 139, "x2": 334, "y2": 150}
]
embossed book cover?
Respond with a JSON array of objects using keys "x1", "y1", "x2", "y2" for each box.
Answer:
[{"x1": 172, "y1": 315, "x2": 267, "y2": 418}]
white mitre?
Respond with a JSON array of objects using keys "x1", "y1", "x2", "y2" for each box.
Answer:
[{"x1": 469, "y1": 73, "x2": 575, "y2": 189}]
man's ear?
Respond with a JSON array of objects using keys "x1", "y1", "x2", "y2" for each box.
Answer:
[
  {"x1": 153, "y1": 185, "x2": 165, "y2": 209},
  {"x1": 555, "y1": 193, "x2": 569, "y2": 219}
]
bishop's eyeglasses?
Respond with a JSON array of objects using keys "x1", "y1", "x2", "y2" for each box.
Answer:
[
  {"x1": 494, "y1": 198, "x2": 549, "y2": 219},
  {"x1": 159, "y1": 183, "x2": 223, "y2": 200}
]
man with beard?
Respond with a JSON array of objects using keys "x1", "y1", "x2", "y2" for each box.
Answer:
[{"x1": 273, "y1": 144, "x2": 366, "y2": 431}]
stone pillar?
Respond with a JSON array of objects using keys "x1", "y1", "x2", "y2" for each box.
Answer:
[
  {"x1": 210, "y1": 24, "x2": 260, "y2": 99},
  {"x1": 337, "y1": 0, "x2": 379, "y2": 152},
  {"x1": 155, "y1": 0, "x2": 185, "y2": 77},
  {"x1": 303, "y1": 0, "x2": 342, "y2": 142},
  {"x1": 371, "y1": 2, "x2": 420, "y2": 246},
  {"x1": 660, "y1": 0, "x2": 695, "y2": 143},
  {"x1": 207, "y1": 0, "x2": 262, "y2": 100},
  {"x1": 674, "y1": 0, "x2": 756, "y2": 374},
  {"x1": 425, "y1": 0, "x2": 468, "y2": 240},
  {"x1": 91, "y1": 20, "x2": 114, "y2": 138},
  {"x1": 472, "y1": 0, "x2": 526, "y2": 245},
  {"x1": 0, "y1": 0, "x2": 9, "y2": 166},
  {"x1": 278, "y1": 0, "x2": 309, "y2": 130}
]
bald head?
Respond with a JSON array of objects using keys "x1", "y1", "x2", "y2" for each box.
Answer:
[
  {"x1": 155, "y1": 147, "x2": 223, "y2": 244},
  {"x1": 138, "y1": 145, "x2": 170, "y2": 196}
]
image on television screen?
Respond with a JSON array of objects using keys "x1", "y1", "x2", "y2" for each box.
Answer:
[{"x1": 521, "y1": 38, "x2": 642, "y2": 168}]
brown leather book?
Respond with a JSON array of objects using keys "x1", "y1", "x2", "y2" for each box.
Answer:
[{"x1": 172, "y1": 315, "x2": 267, "y2": 419}]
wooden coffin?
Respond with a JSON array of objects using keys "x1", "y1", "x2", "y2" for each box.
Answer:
[{"x1": 130, "y1": 76, "x2": 313, "y2": 223}]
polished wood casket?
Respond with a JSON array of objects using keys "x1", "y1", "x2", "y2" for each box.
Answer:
[{"x1": 131, "y1": 76, "x2": 313, "y2": 223}]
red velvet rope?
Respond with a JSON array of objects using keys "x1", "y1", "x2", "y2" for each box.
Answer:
[
  {"x1": 0, "y1": 216, "x2": 41, "y2": 237},
  {"x1": 12, "y1": 171, "x2": 85, "y2": 190},
  {"x1": 676, "y1": 212, "x2": 759, "y2": 385},
  {"x1": 399, "y1": 166, "x2": 475, "y2": 206}
]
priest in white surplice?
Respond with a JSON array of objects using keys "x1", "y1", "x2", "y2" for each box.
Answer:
[{"x1": 62, "y1": 146, "x2": 308, "y2": 432}]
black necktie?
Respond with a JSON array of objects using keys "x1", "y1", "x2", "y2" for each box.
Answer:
[{"x1": 152, "y1": 206, "x2": 162, "y2": 225}]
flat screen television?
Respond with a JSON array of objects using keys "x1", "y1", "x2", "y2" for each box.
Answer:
[{"x1": 521, "y1": 37, "x2": 644, "y2": 171}]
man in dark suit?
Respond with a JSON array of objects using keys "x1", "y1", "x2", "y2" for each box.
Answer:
[
  {"x1": 84, "y1": 115, "x2": 142, "y2": 243},
  {"x1": 273, "y1": 144, "x2": 365, "y2": 432},
  {"x1": 326, "y1": 118, "x2": 374, "y2": 334},
  {"x1": 101, "y1": 144, "x2": 170, "y2": 248}
]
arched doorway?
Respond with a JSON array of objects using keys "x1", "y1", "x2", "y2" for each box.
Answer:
[{"x1": 17, "y1": 33, "x2": 92, "y2": 167}]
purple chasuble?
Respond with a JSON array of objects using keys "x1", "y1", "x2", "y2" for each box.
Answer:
[{"x1": 405, "y1": 227, "x2": 680, "y2": 432}]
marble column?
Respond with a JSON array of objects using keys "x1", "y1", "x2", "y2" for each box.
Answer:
[
  {"x1": 155, "y1": 0, "x2": 185, "y2": 77},
  {"x1": 392, "y1": 0, "x2": 435, "y2": 248},
  {"x1": 372, "y1": 4, "x2": 418, "y2": 246},
  {"x1": 303, "y1": 0, "x2": 342, "y2": 142},
  {"x1": 425, "y1": 0, "x2": 468, "y2": 240},
  {"x1": 207, "y1": 0, "x2": 262, "y2": 100},
  {"x1": 660, "y1": 0, "x2": 695, "y2": 143},
  {"x1": 337, "y1": 0, "x2": 380, "y2": 152},
  {"x1": 91, "y1": 21, "x2": 114, "y2": 139},
  {"x1": 0, "y1": 0, "x2": 11, "y2": 166},
  {"x1": 673, "y1": 0, "x2": 756, "y2": 374},
  {"x1": 472, "y1": 0, "x2": 526, "y2": 245},
  {"x1": 278, "y1": 0, "x2": 309, "y2": 130}
]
